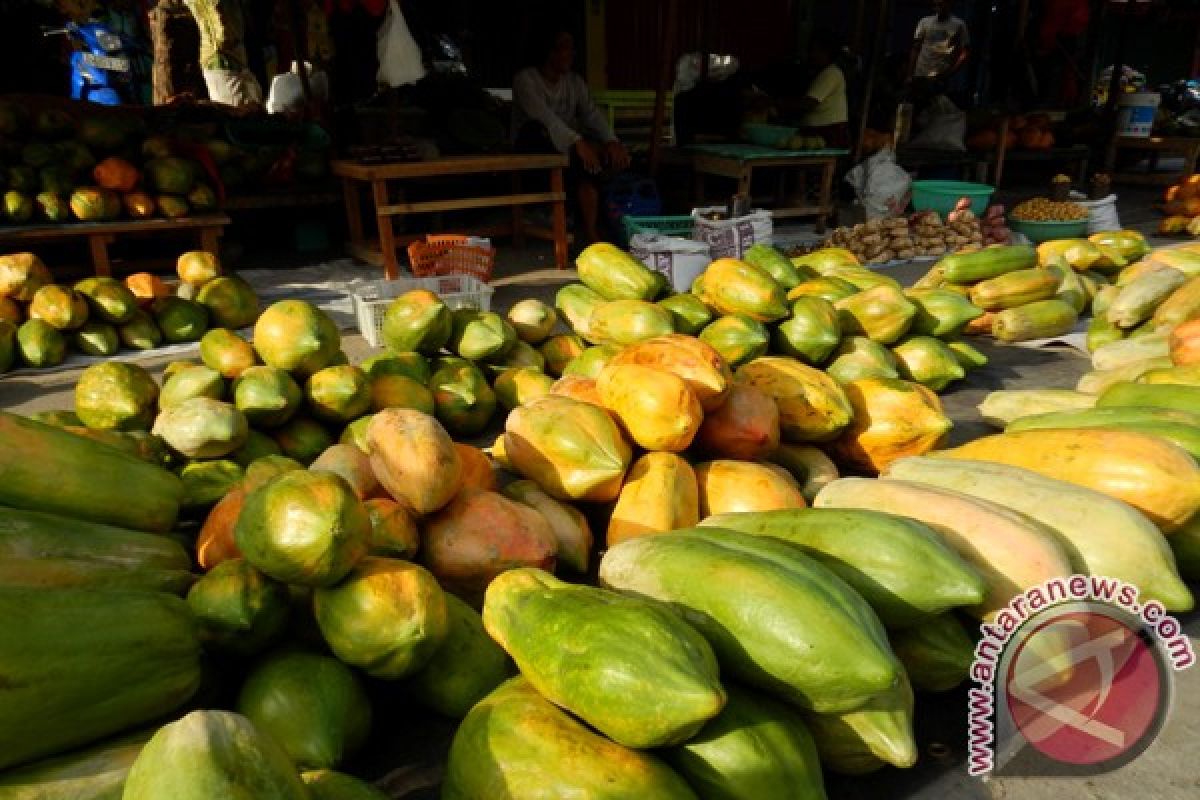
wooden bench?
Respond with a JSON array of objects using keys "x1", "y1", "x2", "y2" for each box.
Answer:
[
  {"x1": 687, "y1": 144, "x2": 849, "y2": 232},
  {"x1": 0, "y1": 214, "x2": 230, "y2": 277},
  {"x1": 1106, "y1": 135, "x2": 1200, "y2": 186},
  {"x1": 332, "y1": 154, "x2": 570, "y2": 279}
]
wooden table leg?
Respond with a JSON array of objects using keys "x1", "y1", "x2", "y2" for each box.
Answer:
[
  {"x1": 342, "y1": 178, "x2": 364, "y2": 248},
  {"x1": 550, "y1": 167, "x2": 568, "y2": 269},
  {"x1": 88, "y1": 234, "x2": 114, "y2": 277},
  {"x1": 992, "y1": 116, "x2": 1010, "y2": 188},
  {"x1": 372, "y1": 179, "x2": 399, "y2": 280},
  {"x1": 1185, "y1": 143, "x2": 1200, "y2": 178},
  {"x1": 511, "y1": 173, "x2": 526, "y2": 248},
  {"x1": 736, "y1": 166, "x2": 752, "y2": 198},
  {"x1": 817, "y1": 159, "x2": 836, "y2": 234},
  {"x1": 199, "y1": 226, "x2": 222, "y2": 257}
]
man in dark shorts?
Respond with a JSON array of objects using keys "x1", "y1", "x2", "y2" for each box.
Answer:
[{"x1": 513, "y1": 28, "x2": 630, "y2": 245}]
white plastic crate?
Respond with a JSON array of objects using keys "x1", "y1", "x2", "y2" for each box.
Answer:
[{"x1": 351, "y1": 274, "x2": 494, "y2": 348}]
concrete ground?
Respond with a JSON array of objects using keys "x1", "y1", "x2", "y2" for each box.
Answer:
[{"x1": 1, "y1": 186, "x2": 1196, "y2": 799}]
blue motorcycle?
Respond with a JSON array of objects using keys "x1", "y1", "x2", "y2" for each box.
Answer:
[{"x1": 43, "y1": 20, "x2": 143, "y2": 106}]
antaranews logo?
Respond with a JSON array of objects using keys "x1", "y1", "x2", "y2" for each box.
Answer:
[{"x1": 967, "y1": 575, "x2": 1195, "y2": 778}]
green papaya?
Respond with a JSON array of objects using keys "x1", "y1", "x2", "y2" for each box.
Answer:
[
  {"x1": 429, "y1": 360, "x2": 497, "y2": 436},
  {"x1": 599, "y1": 528, "x2": 900, "y2": 713},
  {"x1": 835, "y1": 285, "x2": 917, "y2": 344},
  {"x1": 787, "y1": 275, "x2": 859, "y2": 304},
  {"x1": 657, "y1": 292, "x2": 714, "y2": 334},
  {"x1": 0, "y1": 728, "x2": 153, "y2": 800},
  {"x1": 380, "y1": 290, "x2": 452, "y2": 355},
  {"x1": 890, "y1": 613, "x2": 975, "y2": 692},
  {"x1": 121, "y1": 711, "x2": 308, "y2": 800},
  {"x1": 233, "y1": 366, "x2": 302, "y2": 427},
  {"x1": 0, "y1": 505, "x2": 193, "y2": 595},
  {"x1": 506, "y1": 297, "x2": 558, "y2": 344},
  {"x1": 698, "y1": 508, "x2": 985, "y2": 628},
  {"x1": 73, "y1": 322, "x2": 119, "y2": 357},
  {"x1": 313, "y1": 557, "x2": 449, "y2": 679},
  {"x1": 891, "y1": 336, "x2": 966, "y2": 392},
  {"x1": 405, "y1": 592, "x2": 514, "y2": 718},
  {"x1": 664, "y1": 684, "x2": 826, "y2": 800},
  {"x1": 118, "y1": 311, "x2": 163, "y2": 351},
  {"x1": 947, "y1": 339, "x2": 988, "y2": 369},
  {"x1": 16, "y1": 318, "x2": 66, "y2": 368},
  {"x1": 301, "y1": 770, "x2": 389, "y2": 800},
  {"x1": 825, "y1": 336, "x2": 900, "y2": 384},
  {"x1": 584, "y1": 299, "x2": 674, "y2": 346},
  {"x1": 186, "y1": 558, "x2": 290, "y2": 655},
  {"x1": 1170, "y1": 514, "x2": 1200, "y2": 581},
  {"x1": 576, "y1": 242, "x2": 662, "y2": 301},
  {"x1": 160, "y1": 366, "x2": 225, "y2": 410},
  {"x1": 772, "y1": 296, "x2": 841, "y2": 364},
  {"x1": 448, "y1": 309, "x2": 517, "y2": 361},
  {"x1": 482, "y1": 568, "x2": 725, "y2": 748},
  {"x1": 698, "y1": 314, "x2": 769, "y2": 367},
  {"x1": 236, "y1": 649, "x2": 372, "y2": 770},
  {"x1": 803, "y1": 672, "x2": 917, "y2": 774},
  {"x1": 360, "y1": 351, "x2": 430, "y2": 385},
  {"x1": 554, "y1": 282, "x2": 606, "y2": 336},
  {"x1": 905, "y1": 288, "x2": 985, "y2": 337},
  {"x1": 562, "y1": 344, "x2": 620, "y2": 379},
  {"x1": 0, "y1": 588, "x2": 202, "y2": 770},
  {"x1": 442, "y1": 677, "x2": 697, "y2": 800},
  {"x1": 743, "y1": 243, "x2": 805, "y2": 289},
  {"x1": 0, "y1": 411, "x2": 182, "y2": 532},
  {"x1": 179, "y1": 459, "x2": 243, "y2": 510}
]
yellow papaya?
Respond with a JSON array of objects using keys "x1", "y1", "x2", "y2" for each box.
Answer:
[
  {"x1": 608, "y1": 452, "x2": 700, "y2": 546},
  {"x1": 736, "y1": 356, "x2": 852, "y2": 442},
  {"x1": 597, "y1": 364, "x2": 703, "y2": 452},
  {"x1": 504, "y1": 395, "x2": 632, "y2": 503}
]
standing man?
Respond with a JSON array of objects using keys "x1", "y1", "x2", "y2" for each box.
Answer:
[
  {"x1": 513, "y1": 28, "x2": 630, "y2": 246},
  {"x1": 184, "y1": 0, "x2": 264, "y2": 108},
  {"x1": 907, "y1": 0, "x2": 970, "y2": 104}
]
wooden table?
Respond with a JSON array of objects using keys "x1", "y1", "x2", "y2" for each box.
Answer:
[
  {"x1": 332, "y1": 154, "x2": 569, "y2": 279},
  {"x1": 1106, "y1": 135, "x2": 1200, "y2": 186},
  {"x1": 687, "y1": 145, "x2": 848, "y2": 232},
  {"x1": 0, "y1": 214, "x2": 230, "y2": 277}
]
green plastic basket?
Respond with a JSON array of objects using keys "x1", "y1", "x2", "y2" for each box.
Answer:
[
  {"x1": 622, "y1": 215, "x2": 694, "y2": 243},
  {"x1": 1007, "y1": 217, "x2": 1089, "y2": 243},
  {"x1": 911, "y1": 180, "x2": 995, "y2": 217}
]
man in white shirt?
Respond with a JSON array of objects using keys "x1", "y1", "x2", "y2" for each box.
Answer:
[
  {"x1": 513, "y1": 29, "x2": 630, "y2": 245},
  {"x1": 907, "y1": 0, "x2": 970, "y2": 101}
]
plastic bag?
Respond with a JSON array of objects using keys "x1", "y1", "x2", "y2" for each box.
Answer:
[
  {"x1": 630, "y1": 233, "x2": 711, "y2": 292},
  {"x1": 908, "y1": 95, "x2": 967, "y2": 151},
  {"x1": 376, "y1": 0, "x2": 426, "y2": 88},
  {"x1": 266, "y1": 62, "x2": 329, "y2": 115},
  {"x1": 1069, "y1": 191, "x2": 1121, "y2": 233},
  {"x1": 674, "y1": 53, "x2": 740, "y2": 94},
  {"x1": 845, "y1": 148, "x2": 912, "y2": 220}
]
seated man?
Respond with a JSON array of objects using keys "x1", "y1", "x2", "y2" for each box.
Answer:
[{"x1": 512, "y1": 28, "x2": 630, "y2": 245}]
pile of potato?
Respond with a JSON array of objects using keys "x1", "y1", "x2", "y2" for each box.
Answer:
[{"x1": 822, "y1": 209, "x2": 985, "y2": 265}]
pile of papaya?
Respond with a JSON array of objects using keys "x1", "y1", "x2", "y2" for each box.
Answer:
[
  {"x1": 0, "y1": 251, "x2": 260, "y2": 373},
  {"x1": 1, "y1": 231, "x2": 1199, "y2": 798}
]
